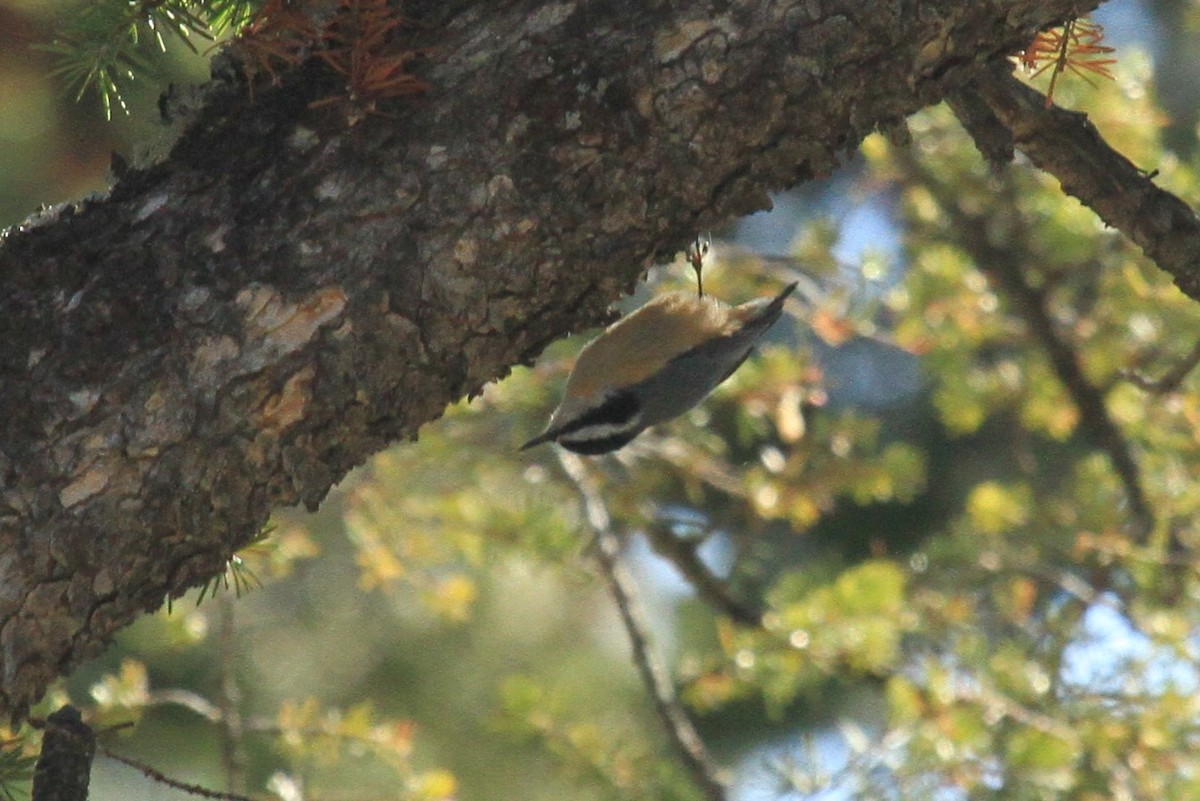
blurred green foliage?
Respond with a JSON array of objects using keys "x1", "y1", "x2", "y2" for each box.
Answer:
[{"x1": 6, "y1": 2, "x2": 1200, "y2": 801}]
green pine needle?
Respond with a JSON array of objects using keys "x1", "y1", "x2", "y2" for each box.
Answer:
[
  {"x1": 0, "y1": 741, "x2": 36, "y2": 801},
  {"x1": 195, "y1": 554, "x2": 264, "y2": 606},
  {"x1": 40, "y1": 0, "x2": 267, "y2": 119}
]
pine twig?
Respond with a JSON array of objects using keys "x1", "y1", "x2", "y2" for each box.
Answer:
[{"x1": 1018, "y1": 17, "x2": 1116, "y2": 108}]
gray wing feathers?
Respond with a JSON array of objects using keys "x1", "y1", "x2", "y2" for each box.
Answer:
[{"x1": 631, "y1": 282, "x2": 795, "y2": 426}]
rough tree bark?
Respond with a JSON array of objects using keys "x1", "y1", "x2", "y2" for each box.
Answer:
[{"x1": 0, "y1": 0, "x2": 1104, "y2": 722}]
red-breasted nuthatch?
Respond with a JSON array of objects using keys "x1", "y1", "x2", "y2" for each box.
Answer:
[{"x1": 521, "y1": 281, "x2": 797, "y2": 454}]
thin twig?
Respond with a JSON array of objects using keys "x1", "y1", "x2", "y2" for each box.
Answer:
[
  {"x1": 127, "y1": 695, "x2": 402, "y2": 747},
  {"x1": 956, "y1": 682, "x2": 1080, "y2": 743},
  {"x1": 98, "y1": 746, "x2": 256, "y2": 801},
  {"x1": 217, "y1": 595, "x2": 247, "y2": 795},
  {"x1": 554, "y1": 450, "x2": 728, "y2": 801},
  {"x1": 1026, "y1": 565, "x2": 1106, "y2": 609},
  {"x1": 1120, "y1": 337, "x2": 1200, "y2": 394},
  {"x1": 146, "y1": 689, "x2": 222, "y2": 722},
  {"x1": 642, "y1": 521, "x2": 764, "y2": 627},
  {"x1": 636, "y1": 434, "x2": 749, "y2": 500}
]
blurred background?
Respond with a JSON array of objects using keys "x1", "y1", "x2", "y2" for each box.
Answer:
[{"x1": 5, "y1": 1, "x2": 1200, "y2": 800}]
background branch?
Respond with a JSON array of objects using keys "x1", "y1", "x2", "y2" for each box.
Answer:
[
  {"x1": 555, "y1": 451, "x2": 728, "y2": 801},
  {"x1": 981, "y1": 252, "x2": 1155, "y2": 538},
  {"x1": 641, "y1": 520, "x2": 765, "y2": 627},
  {"x1": 98, "y1": 747, "x2": 256, "y2": 801},
  {"x1": 1120, "y1": 337, "x2": 1200, "y2": 393},
  {"x1": 896, "y1": 147, "x2": 1155, "y2": 540}
]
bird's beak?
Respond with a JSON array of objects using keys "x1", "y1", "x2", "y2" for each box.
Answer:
[{"x1": 519, "y1": 429, "x2": 556, "y2": 450}]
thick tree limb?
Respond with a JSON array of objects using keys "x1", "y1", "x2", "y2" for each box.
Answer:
[
  {"x1": 960, "y1": 67, "x2": 1200, "y2": 300},
  {"x1": 0, "y1": 0, "x2": 1099, "y2": 721},
  {"x1": 31, "y1": 706, "x2": 95, "y2": 801}
]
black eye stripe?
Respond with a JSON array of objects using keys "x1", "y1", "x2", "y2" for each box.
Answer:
[{"x1": 556, "y1": 392, "x2": 640, "y2": 438}]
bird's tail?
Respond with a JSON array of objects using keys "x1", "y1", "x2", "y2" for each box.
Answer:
[{"x1": 733, "y1": 281, "x2": 798, "y2": 333}]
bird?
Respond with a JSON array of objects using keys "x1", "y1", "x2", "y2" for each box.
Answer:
[{"x1": 521, "y1": 280, "x2": 797, "y2": 454}]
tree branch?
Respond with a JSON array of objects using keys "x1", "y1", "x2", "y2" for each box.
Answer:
[
  {"x1": 0, "y1": 0, "x2": 1101, "y2": 721},
  {"x1": 959, "y1": 66, "x2": 1200, "y2": 300},
  {"x1": 895, "y1": 147, "x2": 1154, "y2": 540},
  {"x1": 1120, "y1": 336, "x2": 1200, "y2": 394},
  {"x1": 555, "y1": 451, "x2": 727, "y2": 801},
  {"x1": 982, "y1": 250, "x2": 1155, "y2": 538},
  {"x1": 641, "y1": 520, "x2": 765, "y2": 628},
  {"x1": 31, "y1": 707, "x2": 94, "y2": 801},
  {"x1": 98, "y1": 747, "x2": 256, "y2": 801}
]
